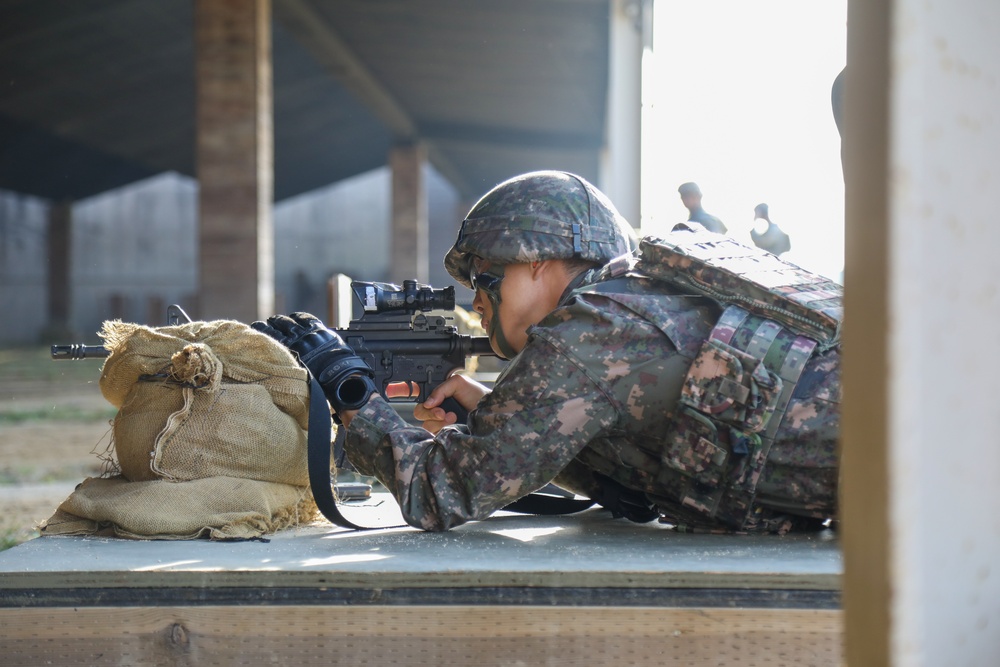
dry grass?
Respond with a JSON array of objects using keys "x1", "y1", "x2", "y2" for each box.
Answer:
[{"x1": 0, "y1": 346, "x2": 114, "y2": 550}]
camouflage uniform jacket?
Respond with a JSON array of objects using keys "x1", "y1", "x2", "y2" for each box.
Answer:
[{"x1": 345, "y1": 271, "x2": 840, "y2": 532}]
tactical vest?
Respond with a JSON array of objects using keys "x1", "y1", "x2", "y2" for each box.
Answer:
[{"x1": 596, "y1": 225, "x2": 842, "y2": 530}]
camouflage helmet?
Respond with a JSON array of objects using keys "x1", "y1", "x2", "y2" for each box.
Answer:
[{"x1": 444, "y1": 171, "x2": 638, "y2": 289}]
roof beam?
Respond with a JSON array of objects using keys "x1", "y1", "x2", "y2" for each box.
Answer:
[
  {"x1": 274, "y1": 0, "x2": 476, "y2": 197},
  {"x1": 419, "y1": 121, "x2": 603, "y2": 151}
]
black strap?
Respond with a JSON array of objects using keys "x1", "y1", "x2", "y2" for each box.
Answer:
[
  {"x1": 307, "y1": 374, "x2": 374, "y2": 530},
  {"x1": 592, "y1": 473, "x2": 659, "y2": 523},
  {"x1": 502, "y1": 493, "x2": 595, "y2": 515}
]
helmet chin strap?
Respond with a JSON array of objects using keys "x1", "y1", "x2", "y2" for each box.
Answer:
[{"x1": 484, "y1": 291, "x2": 519, "y2": 360}]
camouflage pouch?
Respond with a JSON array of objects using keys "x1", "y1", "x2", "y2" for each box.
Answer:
[
  {"x1": 679, "y1": 338, "x2": 783, "y2": 433},
  {"x1": 664, "y1": 305, "x2": 819, "y2": 528},
  {"x1": 660, "y1": 407, "x2": 728, "y2": 488}
]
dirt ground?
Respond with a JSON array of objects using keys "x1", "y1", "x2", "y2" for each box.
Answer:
[{"x1": 0, "y1": 347, "x2": 115, "y2": 549}]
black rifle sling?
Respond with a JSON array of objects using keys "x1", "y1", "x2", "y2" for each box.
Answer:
[
  {"x1": 502, "y1": 493, "x2": 595, "y2": 515},
  {"x1": 307, "y1": 374, "x2": 374, "y2": 531}
]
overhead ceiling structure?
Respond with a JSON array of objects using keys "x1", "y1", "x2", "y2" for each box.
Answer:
[{"x1": 0, "y1": 0, "x2": 611, "y2": 204}]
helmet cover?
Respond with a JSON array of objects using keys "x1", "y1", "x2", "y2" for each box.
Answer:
[{"x1": 444, "y1": 171, "x2": 637, "y2": 288}]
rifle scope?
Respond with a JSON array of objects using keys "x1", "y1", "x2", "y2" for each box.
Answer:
[{"x1": 353, "y1": 280, "x2": 455, "y2": 314}]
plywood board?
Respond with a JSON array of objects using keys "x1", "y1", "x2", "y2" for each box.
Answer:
[{"x1": 0, "y1": 605, "x2": 842, "y2": 666}]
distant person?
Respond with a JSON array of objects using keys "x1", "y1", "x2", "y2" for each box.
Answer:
[
  {"x1": 832, "y1": 66, "x2": 846, "y2": 177},
  {"x1": 831, "y1": 66, "x2": 846, "y2": 141},
  {"x1": 750, "y1": 203, "x2": 791, "y2": 256},
  {"x1": 677, "y1": 182, "x2": 727, "y2": 234}
]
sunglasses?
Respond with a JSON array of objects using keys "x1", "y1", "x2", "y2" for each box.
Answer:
[{"x1": 469, "y1": 259, "x2": 504, "y2": 298}]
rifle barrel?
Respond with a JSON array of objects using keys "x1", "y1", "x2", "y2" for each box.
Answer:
[
  {"x1": 50, "y1": 344, "x2": 110, "y2": 360},
  {"x1": 469, "y1": 336, "x2": 496, "y2": 357}
]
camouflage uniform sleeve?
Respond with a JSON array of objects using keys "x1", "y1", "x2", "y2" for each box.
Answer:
[{"x1": 344, "y1": 335, "x2": 620, "y2": 531}]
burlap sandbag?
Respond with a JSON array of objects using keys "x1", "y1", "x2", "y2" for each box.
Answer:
[{"x1": 41, "y1": 319, "x2": 323, "y2": 540}]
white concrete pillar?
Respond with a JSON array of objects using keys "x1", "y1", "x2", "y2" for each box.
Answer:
[
  {"x1": 842, "y1": 0, "x2": 1000, "y2": 664},
  {"x1": 600, "y1": 0, "x2": 647, "y2": 228}
]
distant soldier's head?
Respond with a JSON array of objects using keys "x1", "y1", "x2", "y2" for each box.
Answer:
[{"x1": 677, "y1": 181, "x2": 703, "y2": 210}]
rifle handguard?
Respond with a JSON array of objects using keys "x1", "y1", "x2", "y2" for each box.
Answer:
[
  {"x1": 306, "y1": 349, "x2": 378, "y2": 415},
  {"x1": 320, "y1": 365, "x2": 378, "y2": 414},
  {"x1": 251, "y1": 312, "x2": 379, "y2": 418}
]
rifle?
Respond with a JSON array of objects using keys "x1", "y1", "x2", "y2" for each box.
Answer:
[
  {"x1": 50, "y1": 305, "x2": 194, "y2": 360},
  {"x1": 51, "y1": 280, "x2": 496, "y2": 407}
]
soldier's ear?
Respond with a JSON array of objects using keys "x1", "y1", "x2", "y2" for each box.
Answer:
[{"x1": 529, "y1": 259, "x2": 555, "y2": 281}]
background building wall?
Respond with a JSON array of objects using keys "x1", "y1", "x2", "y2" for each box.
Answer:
[
  {"x1": 0, "y1": 192, "x2": 50, "y2": 344},
  {"x1": 71, "y1": 173, "x2": 199, "y2": 337},
  {"x1": 0, "y1": 164, "x2": 462, "y2": 345}
]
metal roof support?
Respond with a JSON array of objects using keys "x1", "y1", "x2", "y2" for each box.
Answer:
[{"x1": 274, "y1": 0, "x2": 474, "y2": 199}]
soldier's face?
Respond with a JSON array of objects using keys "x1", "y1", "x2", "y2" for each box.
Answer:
[{"x1": 471, "y1": 259, "x2": 548, "y2": 357}]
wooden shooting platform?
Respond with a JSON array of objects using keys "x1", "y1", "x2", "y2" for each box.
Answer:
[{"x1": 0, "y1": 494, "x2": 842, "y2": 666}]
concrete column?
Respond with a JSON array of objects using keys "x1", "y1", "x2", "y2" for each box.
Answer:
[
  {"x1": 195, "y1": 0, "x2": 273, "y2": 321},
  {"x1": 327, "y1": 273, "x2": 353, "y2": 328},
  {"x1": 599, "y1": 0, "x2": 647, "y2": 229},
  {"x1": 46, "y1": 201, "x2": 72, "y2": 337},
  {"x1": 389, "y1": 142, "x2": 428, "y2": 285},
  {"x1": 842, "y1": 0, "x2": 1000, "y2": 664}
]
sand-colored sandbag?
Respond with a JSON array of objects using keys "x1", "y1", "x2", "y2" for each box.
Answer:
[
  {"x1": 41, "y1": 319, "x2": 324, "y2": 540},
  {"x1": 42, "y1": 476, "x2": 315, "y2": 540}
]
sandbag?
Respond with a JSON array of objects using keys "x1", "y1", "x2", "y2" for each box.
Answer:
[{"x1": 41, "y1": 319, "x2": 322, "y2": 540}]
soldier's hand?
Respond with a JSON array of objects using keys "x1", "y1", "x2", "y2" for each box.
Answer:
[
  {"x1": 414, "y1": 375, "x2": 489, "y2": 434},
  {"x1": 252, "y1": 312, "x2": 377, "y2": 415}
]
